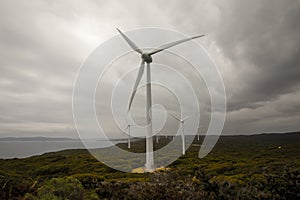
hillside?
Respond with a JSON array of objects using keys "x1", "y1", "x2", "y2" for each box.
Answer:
[{"x1": 0, "y1": 132, "x2": 299, "y2": 199}]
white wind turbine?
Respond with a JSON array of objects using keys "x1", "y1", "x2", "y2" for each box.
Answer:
[
  {"x1": 169, "y1": 113, "x2": 189, "y2": 155},
  {"x1": 124, "y1": 124, "x2": 133, "y2": 149},
  {"x1": 117, "y1": 28, "x2": 204, "y2": 171},
  {"x1": 155, "y1": 130, "x2": 159, "y2": 144}
]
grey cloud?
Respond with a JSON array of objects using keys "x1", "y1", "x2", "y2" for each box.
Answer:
[
  {"x1": 213, "y1": 0, "x2": 300, "y2": 110},
  {"x1": 0, "y1": 0, "x2": 299, "y2": 138}
]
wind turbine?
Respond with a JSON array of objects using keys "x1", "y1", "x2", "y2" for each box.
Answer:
[
  {"x1": 125, "y1": 124, "x2": 132, "y2": 149},
  {"x1": 169, "y1": 113, "x2": 189, "y2": 155},
  {"x1": 117, "y1": 28, "x2": 204, "y2": 171},
  {"x1": 155, "y1": 130, "x2": 159, "y2": 144}
]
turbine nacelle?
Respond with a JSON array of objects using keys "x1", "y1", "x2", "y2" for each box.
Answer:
[{"x1": 141, "y1": 53, "x2": 152, "y2": 63}]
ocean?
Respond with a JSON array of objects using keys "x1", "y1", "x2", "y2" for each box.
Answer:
[{"x1": 0, "y1": 139, "x2": 122, "y2": 159}]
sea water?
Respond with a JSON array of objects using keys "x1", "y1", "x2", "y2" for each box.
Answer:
[{"x1": 0, "y1": 139, "x2": 122, "y2": 159}]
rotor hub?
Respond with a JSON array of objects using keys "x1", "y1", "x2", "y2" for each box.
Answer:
[{"x1": 141, "y1": 53, "x2": 152, "y2": 63}]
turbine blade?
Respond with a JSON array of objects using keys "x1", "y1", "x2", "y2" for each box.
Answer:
[
  {"x1": 169, "y1": 112, "x2": 181, "y2": 121},
  {"x1": 116, "y1": 28, "x2": 143, "y2": 54},
  {"x1": 149, "y1": 34, "x2": 205, "y2": 56},
  {"x1": 125, "y1": 125, "x2": 129, "y2": 131},
  {"x1": 128, "y1": 60, "x2": 145, "y2": 111},
  {"x1": 182, "y1": 116, "x2": 189, "y2": 121}
]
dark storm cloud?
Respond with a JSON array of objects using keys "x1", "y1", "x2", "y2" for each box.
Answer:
[
  {"x1": 213, "y1": 0, "x2": 300, "y2": 110},
  {"x1": 159, "y1": 0, "x2": 300, "y2": 111},
  {"x1": 0, "y1": 0, "x2": 299, "y2": 137},
  {"x1": 148, "y1": 0, "x2": 300, "y2": 133}
]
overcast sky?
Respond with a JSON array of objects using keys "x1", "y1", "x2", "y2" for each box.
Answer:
[{"x1": 0, "y1": 0, "x2": 299, "y2": 138}]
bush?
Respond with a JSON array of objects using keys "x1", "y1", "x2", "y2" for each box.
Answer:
[
  {"x1": 69, "y1": 173, "x2": 104, "y2": 189},
  {"x1": 25, "y1": 177, "x2": 85, "y2": 200}
]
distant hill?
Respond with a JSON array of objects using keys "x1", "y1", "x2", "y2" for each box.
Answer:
[
  {"x1": 1, "y1": 132, "x2": 299, "y2": 141},
  {"x1": 0, "y1": 137, "x2": 78, "y2": 141}
]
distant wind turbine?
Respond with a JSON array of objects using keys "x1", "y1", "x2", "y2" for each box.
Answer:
[
  {"x1": 117, "y1": 28, "x2": 204, "y2": 171},
  {"x1": 155, "y1": 130, "x2": 159, "y2": 144},
  {"x1": 169, "y1": 113, "x2": 189, "y2": 155},
  {"x1": 125, "y1": 124, "x2": 132, "y2": 149}
]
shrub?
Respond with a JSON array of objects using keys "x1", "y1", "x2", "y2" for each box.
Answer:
[{"x1": 25, "y1": 177, "x2": 84, "y2": 200}]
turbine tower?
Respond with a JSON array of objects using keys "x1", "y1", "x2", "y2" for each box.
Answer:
[
  {"x1": 125, "y1": 124, "x2": 132, "y2": 149},
  {"x1": 117, "y1": 28, "x2": 204, "y2": 171},
  {"x1": 155, "y1": 130, "x2": 159, "y2": 144},
  {"x1": 169, "y1": 113, "x2": 189, "y2": 155}
]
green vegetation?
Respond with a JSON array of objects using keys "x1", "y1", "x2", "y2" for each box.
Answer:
[
  {"x1": 24, "y1": 177, "x2": 86, "y2": 200},
  {"x1": 0, "y1": 133, "x2": 299, "y2": 199}
]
